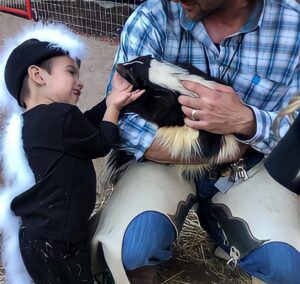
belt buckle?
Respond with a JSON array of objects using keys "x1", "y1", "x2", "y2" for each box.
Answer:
[{"x1": 229, "y1": 158, "x2": 249, "y2": 182}]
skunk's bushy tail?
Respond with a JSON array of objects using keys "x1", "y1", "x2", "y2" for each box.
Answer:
[{"x1": 101, "y1": 149, "x2": 136, "y2": 188}]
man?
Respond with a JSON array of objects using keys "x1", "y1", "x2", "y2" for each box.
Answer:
[{"x1": 94, "y1": 1, "x2": 300, "y2": 283}]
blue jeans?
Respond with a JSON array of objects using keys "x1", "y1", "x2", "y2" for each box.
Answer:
[
  {"x1": 122, "y1": 211, "x2": 176, "y2": 271},
  {"x1": 122, "y1": 211, "x2": 300, "y2": 283},
  {"x1": 240, "y1": 242, "x2": 300, "y2": 284}
]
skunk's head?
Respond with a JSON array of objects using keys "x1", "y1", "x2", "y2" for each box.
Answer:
[
  {"x1": 115, "y1": 55, "x2": 218, "y2": 127},
  {"x1": 116, "y1": 55, "x2": 185, "y2": 127},
  {"x1": 116, "y1": 55, "x2": 152, "y2": 90},
  {"x1": 116, "y1": 55, "x2": 216, "y2": 96}
]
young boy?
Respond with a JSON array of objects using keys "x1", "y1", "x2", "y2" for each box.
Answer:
[{"x1": 2, "y1": 24, "x2": 144, "y2": 284}]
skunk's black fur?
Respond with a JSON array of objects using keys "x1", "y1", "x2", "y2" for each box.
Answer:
[
  {"x1": 102, "y1": 55, "x2": 239, "y2": 186},
  {"x1": 117, "y1": 56, "x2": 211, "y2": 127}
]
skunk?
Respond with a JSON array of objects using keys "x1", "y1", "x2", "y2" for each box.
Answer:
[{"x1": 102, "y1": 55, "x2": 240, "y2": 186}]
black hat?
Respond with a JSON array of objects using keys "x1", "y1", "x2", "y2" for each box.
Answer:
[{"x1": 4, "y1": 39, "x2": 67, "y2": 106}]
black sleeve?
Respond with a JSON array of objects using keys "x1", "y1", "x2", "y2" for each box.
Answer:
[
  {"x1": 63, "y1": 105, "x2": 119, "y2": 159},
  {"x1": 83, "y1": 98, "x2": 107, "y2": 128},
  {"x1": 265, "y1": 114, "x2": 300, "y2": 194}
]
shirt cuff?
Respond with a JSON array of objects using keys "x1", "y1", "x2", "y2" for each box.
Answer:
[
  {"x1": 118, "y1": 113, "x2": 158, "y2": 160},
  {"x1": 235, "y1": 104, "x2": 272, "y2": 145}
]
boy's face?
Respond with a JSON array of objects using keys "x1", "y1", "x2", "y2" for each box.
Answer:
[{"x1": 43, "y1": 55, "x2": 83, "y2": 105}]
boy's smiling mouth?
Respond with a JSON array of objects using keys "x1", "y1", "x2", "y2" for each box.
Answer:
[{"x1": 73, "y1": 89, "x2": 81, "y2": 97}]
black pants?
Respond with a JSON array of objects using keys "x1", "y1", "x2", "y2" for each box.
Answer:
[{"x1": 19, "y1": 228, "x2": 94, "y2": 284}]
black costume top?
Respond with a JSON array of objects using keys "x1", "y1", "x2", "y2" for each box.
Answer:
[
  {"x1": 11, "y1": 101, "x2": 118, "y2": 242},
  {"x1": 265, "y1": 114, "x2": 300, "y2": 195}
]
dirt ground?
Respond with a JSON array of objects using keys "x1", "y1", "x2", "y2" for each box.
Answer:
[{"x1": 0, "y1": 12, "x2": 251, "y2": 284}]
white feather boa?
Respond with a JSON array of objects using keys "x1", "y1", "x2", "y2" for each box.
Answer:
[
  {"x1": 0, "y1": 113, "x2": 35, "y2": 284},
  {"x1": 0, "y1": 23, "x2": 85, "y2": 284}
]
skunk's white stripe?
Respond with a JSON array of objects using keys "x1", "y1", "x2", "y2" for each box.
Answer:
[
  {"x1": 156, "y1": 126, "x2": 240, "y2": 179},
  {"x1": 295, "y1": 170, "x2": 300, "y2": 182},
  {"x1": 176, "y1": 164, "x2": 209, "y2": 179},
  {"x1": 156, "y1": 126, "x2": 200, "y2": 161},
  {"x1": 149, "y1": 59, "x2": 216, "y2": 98},
  {"x1": 155, "y1": 126, "x2": 210, "y2": 178},
  {"x1": 123, "y1": 60, "x2": 144, "y2": 66},
  {"x1": 176, "y1": 73, "x2": 216, "y2": 90},
  {"x1": 214, "y1": 135, "x2": 240, "y2": 164}
]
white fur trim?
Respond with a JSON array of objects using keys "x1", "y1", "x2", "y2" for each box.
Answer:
[{"x1": 0, "y1": 114, "x2": 35, "y2": 284}]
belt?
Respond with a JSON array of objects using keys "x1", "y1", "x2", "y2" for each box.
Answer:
[
  {"x1": 196, "y1": 148, "x2": 265, "y2": 198},
  {"x1": 210, "y1": 148, "x2": 265, "y2": 181}
]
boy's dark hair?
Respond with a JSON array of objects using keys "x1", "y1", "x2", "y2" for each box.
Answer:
[{"x1": 4, "y1": 38, "x2": 67, "y2": 106}]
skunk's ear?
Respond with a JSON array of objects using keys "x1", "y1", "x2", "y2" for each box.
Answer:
[
  {"x1": 142, "y1": 54, "x2": 153, "y2": 67},
  {"x1": 128, "y1": 54, "x2": 153, "y2": 68},
  {"x1": 144, "y1": 54, "x2": 153, "y2": 60}
]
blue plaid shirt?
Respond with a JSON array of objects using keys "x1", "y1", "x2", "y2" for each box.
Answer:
[{"x1": 106, "y1": 0, "x2": 300, "y2": 159}]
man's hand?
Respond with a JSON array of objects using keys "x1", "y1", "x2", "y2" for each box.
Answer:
[{"x1": 178, "y1": 81, "x2": 256, "y2": 139}]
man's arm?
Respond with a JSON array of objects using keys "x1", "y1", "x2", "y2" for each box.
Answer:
[
  {"x1": 178, "y1": 78, "x2": 299, "y2": 155},
  {"x1": 105, "y1": 1, "x2": 168, "y2": 160}
]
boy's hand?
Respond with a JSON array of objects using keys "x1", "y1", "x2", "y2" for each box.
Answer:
[
  {"x1": 103, "y1": 73, "x2": 145, "y2": 125},
  {"x1": 112, "y1": 72, "x2": 131, "y2": 91},
  {"x1": 107, "y1": 73, "x2": 145, "y2": 111}
]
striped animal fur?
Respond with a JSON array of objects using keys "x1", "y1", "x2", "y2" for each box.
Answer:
[{"x1": 101, "y1": 55, "x2": 240, "y2": 187}]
